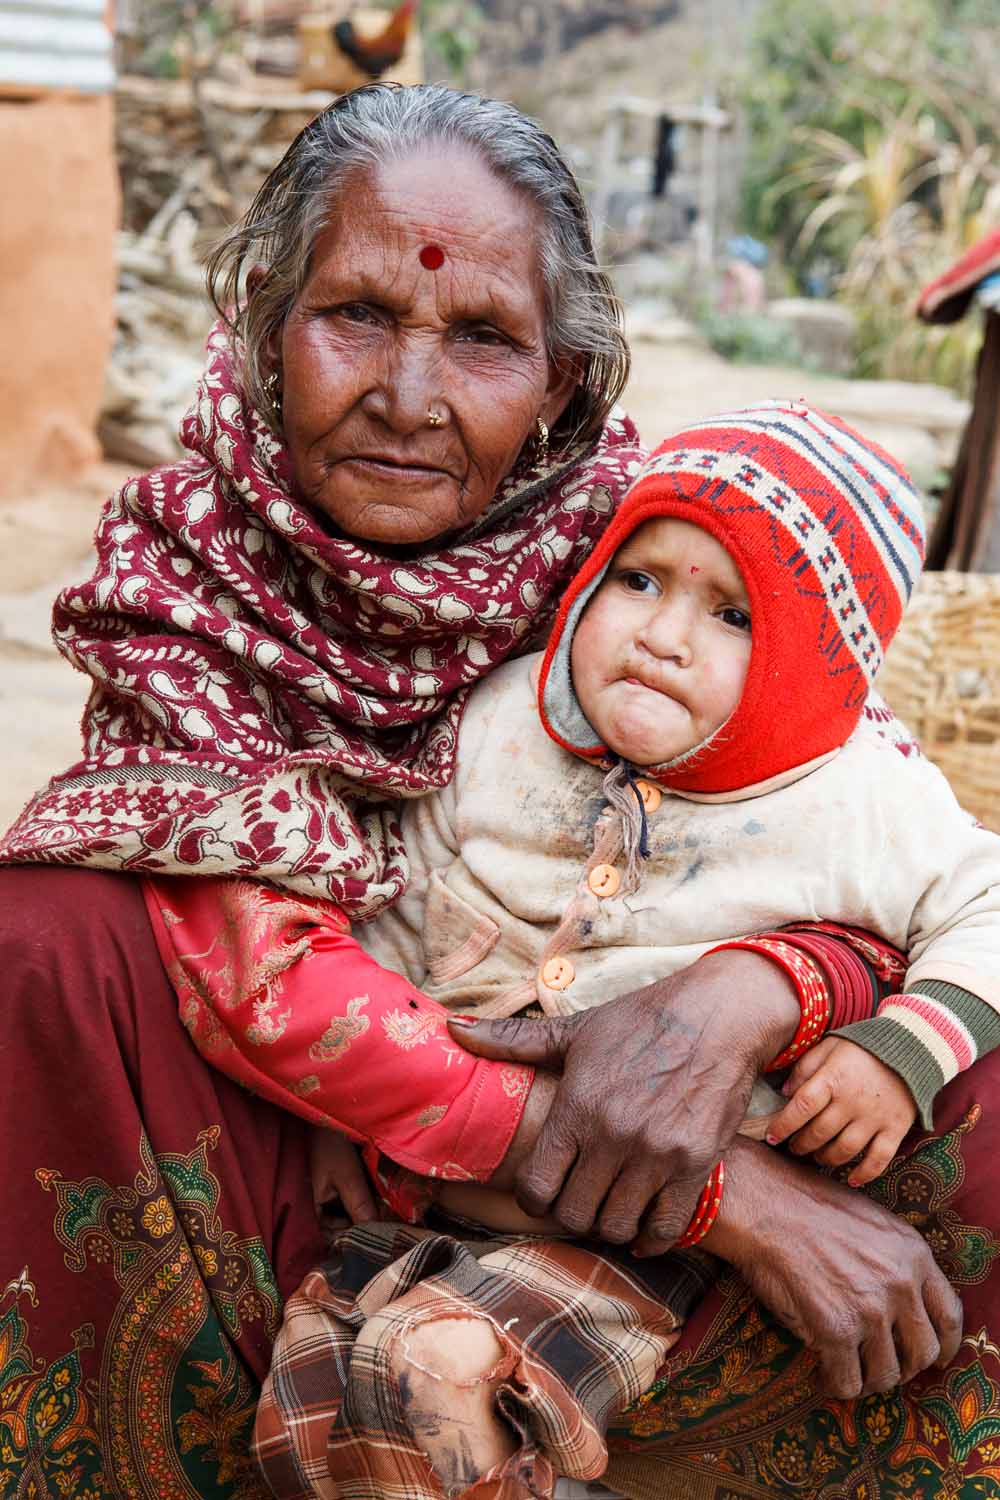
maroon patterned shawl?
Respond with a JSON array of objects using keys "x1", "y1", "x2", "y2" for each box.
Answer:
[{"x1": 1, "y1": 326, "x2": 645, "y2": 917}]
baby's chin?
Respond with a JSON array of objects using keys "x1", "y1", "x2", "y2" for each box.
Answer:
[{"x1": 589, "y1": 689, "x2": 700, "y2": 767}]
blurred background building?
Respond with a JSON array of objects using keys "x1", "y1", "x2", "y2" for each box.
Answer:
[{"x1": 0, "y1": 0, "x2": 117, "y2": 501}]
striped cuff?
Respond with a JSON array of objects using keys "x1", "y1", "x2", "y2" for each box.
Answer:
[{"x1": 832, "y1": 981, "x2": 1000, "y2": 1129}]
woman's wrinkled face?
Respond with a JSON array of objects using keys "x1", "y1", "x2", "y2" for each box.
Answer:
[{"x1": 276, "y1": 146, "x2": 576, "y2": 545}]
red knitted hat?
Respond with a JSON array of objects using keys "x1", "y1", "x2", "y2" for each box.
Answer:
[{"x1": 538, "y1": 400, "x2": 925, "y2": 795}]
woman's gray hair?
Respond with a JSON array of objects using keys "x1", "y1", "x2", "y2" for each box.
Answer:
[{"x1": 207, "y1": 82, "x2": 629, "y2": 448}]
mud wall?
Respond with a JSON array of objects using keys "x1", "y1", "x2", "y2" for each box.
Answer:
[{"x1": 0, "y1": 92, "x2": 118, "y2": 501}]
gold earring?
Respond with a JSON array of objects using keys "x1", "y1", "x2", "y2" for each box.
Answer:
[
  {"x1": 534, "y1": 417, "x2": 549, "y2": 464},
  {"x1": 265, "y1": 371, "x2": 282, "y2": 422},
  {"x1": 426, "y1": 409, "x2": 444, "y2": 428}
]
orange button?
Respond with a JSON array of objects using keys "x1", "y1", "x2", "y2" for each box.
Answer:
[
  {"x1": 588, "y1": 863, "x2": 621, "y2": 898},
  {"x1": 540, "y1": 956, "x2": 575, "y2": 990},
  {"x1": 634, "y1": 778, "x2": 662, "y2": 813}
]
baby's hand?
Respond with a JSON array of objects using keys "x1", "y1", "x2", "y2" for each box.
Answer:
[
  {"x1": 764, "y1": 1036, "x2": 917, "y2": 1187},
  {"x1": 310, "y1": 1128, "x2": 378, "y2": 1222}
]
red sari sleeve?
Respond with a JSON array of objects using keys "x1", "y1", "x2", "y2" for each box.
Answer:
[{"x1": 142, "y1": 874, "x2": 532, "y2": 1183}]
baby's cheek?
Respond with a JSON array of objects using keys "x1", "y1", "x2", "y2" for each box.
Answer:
[
  {"x1": 721, "y1": 643, "x2": 752, "y2": 706},
  {"x1": 697, "y1": 655, "x2": 723, "y2": 695}
]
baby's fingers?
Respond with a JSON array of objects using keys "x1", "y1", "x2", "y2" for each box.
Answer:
[
  {"x1": 787, "y1": 1102, "x2": 850, "y2": 1156},
  {"x1": 848, "y1": 1131, "x2": 902, "y2": 1188},
  {"x1": 813, "y1": 1122, "x2": 874, "y2": 1169},
  {"x1": 766, "y1": 1072, "x2": 835, "y2": 1145},
  {"x1": 780, "y1": 1038, "x2": 835, "y2": 1095}
]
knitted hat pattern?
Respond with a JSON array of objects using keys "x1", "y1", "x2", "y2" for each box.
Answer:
[{"x1": 538, "y1": 400, "x2": 926, "y2": 795}]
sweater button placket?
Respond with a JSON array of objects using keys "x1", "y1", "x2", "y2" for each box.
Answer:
[
  {"x1": 540, "y1": 956, "x2": 575, "y2": 990},
  {"x1": 634, "y1": 779, "x2": 662, "y2": 814},
  {"x1": 588, "y1": 863, "x2": 621, "y2": 899}
]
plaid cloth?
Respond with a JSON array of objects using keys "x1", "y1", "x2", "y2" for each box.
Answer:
[{"x1": 255, "y1": 1219, "x2": 715, "y2": 1499}]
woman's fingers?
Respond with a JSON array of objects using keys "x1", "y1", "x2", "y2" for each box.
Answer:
[
  {"x1": 815, "y1": 1341, "x2": 865, "y2": 1401},
  {"x1": 546, "y1": 1151, "x2": 620, "y2": 1237},
  {"x1": 892, "y1": 1273, "x2": 960, "y2": 1383},
  {"x1": 601, "y1": 1165, "x2": 700, "y2": 1248},
  {"x1": 513, "y1": 1108, "x2": 582, "y2": 1219},
  {"x1": 718, "y1": 1136, "x2": 962, "y2": 1402},
  {"x1": 923, "y1": 1274, "x2": 965, "y2": 1368},
  {"x1": 883, "y1": 1266, "x2": 961, "y2": 1385},
  {"x1": 486, "y1": 959, "x2": 782, "y2": 1232},
  {"x1": 859, "y1": 1326, "x2": 901, "y2": 1393},
  {"x1": 892, "y1": 1310, "x2": 940, "y2": 1387},
  {"x1": 447, "y1": 1014, "x2": 575, "y2": 1069},
  {"x1": 629, "y1": 1178, "x2": 705, "y2": 1257},
  {"x1": 598, "y1": 1165, "x2": 670, "y2": 1246}
]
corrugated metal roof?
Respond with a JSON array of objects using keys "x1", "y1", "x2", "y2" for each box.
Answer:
[{"x1": 0, "y1": 0, "x2": 113, "y2": 94}]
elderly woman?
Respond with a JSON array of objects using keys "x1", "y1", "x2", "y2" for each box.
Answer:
[{"x1": 1, "y1": 83, "x2": 997, "y2": 1500}]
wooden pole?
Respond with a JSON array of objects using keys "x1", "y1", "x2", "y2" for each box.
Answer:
[{"x1": 592, "y1": 105, "x2": 624, "y2": 264}]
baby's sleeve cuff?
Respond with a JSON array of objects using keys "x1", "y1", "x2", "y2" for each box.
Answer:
[{"x1": 831, "y1": 980, "x2": 1000, "y2": 1130}]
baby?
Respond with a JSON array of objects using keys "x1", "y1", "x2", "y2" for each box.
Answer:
[
  {"x1": 258, "y1": 401, "x2": 1000, "y2": 1499},
  {"x1": 365, "y1": 400, "x2": 1000, "y2": 1198}
]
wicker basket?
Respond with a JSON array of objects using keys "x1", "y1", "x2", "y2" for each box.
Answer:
[{"x1": 878, "y1": 571, "x2": 1000, "y2": 831}]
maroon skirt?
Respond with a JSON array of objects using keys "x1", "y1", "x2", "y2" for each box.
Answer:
[
  {"x1": 604, "y1": 1050, "x2": 1000, "y2": 1499},
  {"x1": 0, "y1": 866, "x2": 325, "y2": 1500}
]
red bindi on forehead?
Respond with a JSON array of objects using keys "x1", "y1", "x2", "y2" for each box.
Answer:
[{"x1": 418, "y1": 244, "x2": 445, "y2": 270}]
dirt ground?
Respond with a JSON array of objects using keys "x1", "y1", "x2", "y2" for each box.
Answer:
[{"x1": 0, "y1": 340, "x2": 968, "y2": 834}]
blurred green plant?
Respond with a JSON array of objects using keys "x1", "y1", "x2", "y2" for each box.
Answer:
[
  {"x1": 732, "y1": 0, "x2": 1000, "y2": 389},
  {"x1": 737, "y1": 0, "x2": 996, "y2": 257},
  {"x1": 125, "y1": 0, "x2": 238, "y2": 80},
  {"x1": 421, "y1": 0, "x2": 482, "y2": 81},
  {"x1": 697, "y1": 308, "x2": 810, "y2": 368}
]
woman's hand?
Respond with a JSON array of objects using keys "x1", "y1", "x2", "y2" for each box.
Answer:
[
  {"x1": 310, "y1": 1128, "x2": 379, "y2": 1223},
  {"x1": 450, "y1": 949, "x2": 800, "y2": 1244},
  {"x1": 688, "y1": 1137, "x2": 963, "y2": 1399}
]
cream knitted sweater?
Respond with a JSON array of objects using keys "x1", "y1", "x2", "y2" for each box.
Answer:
[{"x1": 360, "y1": 654, "x2": 1000, "y2": 1120}]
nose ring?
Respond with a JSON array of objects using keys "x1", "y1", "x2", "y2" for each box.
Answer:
[{"x1": 426, "y1": 409, "x2": 444, "y2": 428}]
